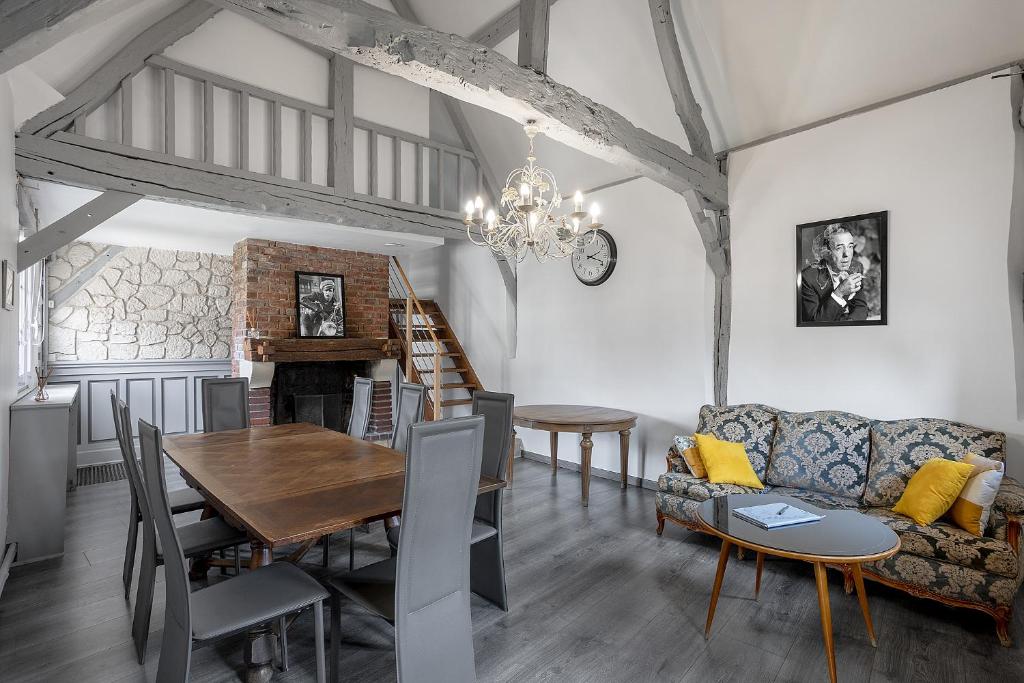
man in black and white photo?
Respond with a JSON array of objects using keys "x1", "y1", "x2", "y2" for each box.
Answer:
[
  {"x1": 299, "y1": 277, "x2": 344, "y2": 336},
  {"x1": 799, "y1": 223, "x2": 869, "y2": 322}
]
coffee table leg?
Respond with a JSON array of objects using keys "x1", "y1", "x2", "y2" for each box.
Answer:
[
  {"x1": 755, "y1": 552, "x2": 765, "y2": 600},
  {"x1": 704, "y1": 539, "x2": 733, "y2": 640},
  {"x1": 813, "y1": 562, "x2": 838, "y2": 683},
  {"x1": 550, "y1": 431, "x2": 559, "y2": 475},
  {"x1": 580, "y1": 432, "x2": 593, "y2": 506},
  {"x1": 618, "y1": 429, "x2": 630, "y2": 489},
  {"x1": 246, "y1": 541, "x2": 276, "y2": 683},
  {"x1": 851, "y1": 563, "x2": 878, "y2": 647}
]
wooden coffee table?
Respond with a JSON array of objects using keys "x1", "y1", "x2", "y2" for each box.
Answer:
[
  {"x1": 696, "y1": 494, "x2": 900, "y2": 683},
  {"x1": 512, "y1": 404, "x2": 637, "y2": 507}
]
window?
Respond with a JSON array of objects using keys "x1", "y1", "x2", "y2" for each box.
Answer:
[{"x1": 17, "y1": 260, "x2": 44, "y2": 390}]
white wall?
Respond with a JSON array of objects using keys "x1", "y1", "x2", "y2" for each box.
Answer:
[
  {"x1": 728, "y1": 75, "x2": 1024, "y2": 477},
  {"x1": 0, "y1": 77, "x2": 19, "y2": 546}
]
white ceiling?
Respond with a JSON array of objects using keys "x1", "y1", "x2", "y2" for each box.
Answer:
[{"x1": 24, "y1": 181, "x2": 442, "y2": 256}]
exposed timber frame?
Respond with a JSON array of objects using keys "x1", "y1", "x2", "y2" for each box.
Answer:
[
  {"x1": 518, "y1": 0, "x2": 550, "y2": 75},
  {"x1": 468, "y1": 0, "x2": 564, "y2": 49},
  {"x1": 389, "y1": 0, "x2": 517, "y2": 304},
  {"x1": 17, "y1": 190, "x2": 140, "y2": 271},
  {"x1": 649, "y1": 0, "x2": 731, "y2": 405},
  {"x1": 49, "y1": 245, "x2": 126, "y2": 308},
  {"x1": 207, "y1": 0, "x2": 728, "y2": 209},
  {"x1": 20, "y1": 1, "x2": 220, "y2": 137},
  {"x1": 0, "y1": 0, "x2": 134, "y2": 76},
  {"x1": 14, "y1": 133, "x2": 468, "y2": 240}
]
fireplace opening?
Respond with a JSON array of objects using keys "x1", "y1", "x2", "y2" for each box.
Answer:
[{"x1": 271, "y1": 361, "x2": 368, "y2": 429}]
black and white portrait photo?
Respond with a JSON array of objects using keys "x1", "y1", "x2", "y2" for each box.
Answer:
[
  {"x1": 295, "y1": 271, "x2": 346, "y2": 337},
  {"x1": 796, "y1": 211, "x2": 887, "y2": 327}
]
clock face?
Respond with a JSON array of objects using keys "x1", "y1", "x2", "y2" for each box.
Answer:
[{"x1": 572, "y1": 229, "x2": 617, "y2": 286}]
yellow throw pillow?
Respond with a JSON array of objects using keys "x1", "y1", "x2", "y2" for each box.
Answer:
[
  {"x1": 892, "y1": 458, "x2": 974, "y2": 526},
  {"x1": 694, "y1": 433, "x2": 764, "y2": 489},
  {"x1": 949, "y1": 453, "x2": 1004, "y2": 536}
]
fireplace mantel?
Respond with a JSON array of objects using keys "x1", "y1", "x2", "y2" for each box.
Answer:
[{"x1": 243, "y1": 337, "x2": 401, "y2": 363}]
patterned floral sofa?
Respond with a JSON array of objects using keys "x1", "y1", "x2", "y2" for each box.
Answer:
[{"x1": 655, "y1": 404, "x2": 1024, "y2": 645}]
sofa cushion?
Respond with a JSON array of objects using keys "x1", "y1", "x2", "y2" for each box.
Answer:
[
  {"x1": 863, "y1": 418, "x2": 1006, "y2": 507},
  {"x1": 657, "y1": 472, "x2": 764, "y2": 501},
  {"x1": 866, "y1": 554, "x2": 1020, "y2": 609},
  {"x1": 863, "y1": 508, "x2": 1019, "y2": 578},
  {"x1": 767, "y1": 486, "x2": 861, "y2": 511},
  {"x1": 766, "y1": 410, "x2": 872, "y2": 499},
  {"x1": 696, "y1": 404, "x2": 778, "y2": 480}
]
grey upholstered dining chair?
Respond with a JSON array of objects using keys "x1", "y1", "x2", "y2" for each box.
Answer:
[
  {"x1": 111, "y1": 392, "x2": 208, "y2": 601},
  {"x1": 348, "y1": 377, "x2": 374, "y2": 439},
  {"x1": 327, "y1": 415, "x2": 485, "y2": 683},
  {"x1": 137, "y1": 419, "x2": 329, "y2": 683},
  {"x1": 390, "y1": 381, "x2": 426, "y2": 454},
  {"x1": 385, "y1": 391, "x2": 513, "y2": 611},
  {"x1": 321, "y1": 376, "x2": 376, "y2": 570},
  {"x1": 468, "y1": 390, "x2": 514, "y2": 611},
  {"x1": 115, "y1": 399, "x2": 248, "y2": 664},
  {"x1": 201, "y1": 377, "x2": 250, "y2": 432}
]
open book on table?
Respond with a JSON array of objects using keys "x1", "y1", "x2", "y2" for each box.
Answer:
[{"x1": 732, "y1": 502, "x2": 824, "y2": 529}]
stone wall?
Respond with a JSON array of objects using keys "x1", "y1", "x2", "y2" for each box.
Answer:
[{"x1": 48, "y1": 241, "x2": 233, "y2": 362}]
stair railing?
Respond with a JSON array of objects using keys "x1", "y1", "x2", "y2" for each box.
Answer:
[{"x1": 388, "y1": 257, "x2": 442, "y2": 419}]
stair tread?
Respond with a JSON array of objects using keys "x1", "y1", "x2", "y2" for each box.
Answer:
[
  {"x1": 440, "y1": 399, "x2": 474, "y2": 407},
  {"x1": 412, "y1": 351, "x2": 461, "y2": 357},
  {"x1": 441, "y1": 382, "x2": 477, "y2": 389}
]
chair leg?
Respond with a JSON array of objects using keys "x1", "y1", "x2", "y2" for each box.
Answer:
[
  {"x1": 234, "y1": 546, "x2": 242, "y2": 575},
  {"x1": 123, "y1": 506, "x2": 138, "y2": 600},
  {"x1": 314, "y1": 602, "x2": 326, "y2": 683},
  {"x1": 322, "y1": 534, "x2": 331, "y2": 569},
  {"x1": 330, "y1": 594, "x2": 341, "y2": 683},
  {"x1": 348, "y1": 529, "x2": 355, "y2": 570},
  {"x1": 470, "y1": 532, "x2": 508, "y2": 611},
  {"x1": 277, "y1": 616, "x2": 289, "y2": 671},
  {"x1": 219, "y1": 548, "x2": 227, "y2": 576},
  {"x1": 132, "y1": 543, "x2": 156, "y2": 664}
]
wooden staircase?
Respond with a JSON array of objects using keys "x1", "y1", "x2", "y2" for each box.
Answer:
[{"x1": 388, "y1": 258, "x2": 484, "y2": 419}]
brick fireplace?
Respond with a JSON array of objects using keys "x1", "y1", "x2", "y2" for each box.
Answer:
[{"x1": 230, "y1": 239, "x2": 396, "y2": 441}]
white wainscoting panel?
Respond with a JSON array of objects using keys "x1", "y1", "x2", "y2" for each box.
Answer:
[{"x1": 50, "y1": 360, "x2": 232, "y2": 466}]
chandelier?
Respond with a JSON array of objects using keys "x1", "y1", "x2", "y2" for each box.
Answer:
[{"x1": 464, "y1": 121, "x2": 602, "y2": 263}]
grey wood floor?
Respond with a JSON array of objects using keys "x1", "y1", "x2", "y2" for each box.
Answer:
[{"x1": 1, "y1": 457, "x2": 1022, "y2": 682}]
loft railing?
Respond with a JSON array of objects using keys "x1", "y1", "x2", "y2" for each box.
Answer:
[
  {"x1": 60, "y1": 54, "x2": 481, "y2": 214},
  {"x1": 387, "y1": 257, "x2": 442, "y2": 419}
]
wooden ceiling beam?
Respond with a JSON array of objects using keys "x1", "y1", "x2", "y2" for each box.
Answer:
[
  {"x1": 207, "y1": 0, "x2": 728, "y2": 208},
  {"x1": 648, "y1": 0, "x2": 713, "y2": 163},
  {"x1": 468, "y1": 0, "x2": 564, "y2": 49},
  {"x1": 518, "y1": 0, "x2": 550, "y2": 74},
  {"x1": 15, "y1": 133, "x2": 468, "y2": 242},
  {"x1": 0, "y1": 0, "x2": 133, "y2": 76},
  {"x1": 20, "y1": 1, "x2": 219, "y2": 137}
]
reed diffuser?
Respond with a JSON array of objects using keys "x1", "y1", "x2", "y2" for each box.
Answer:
[{"x1": 34, "y1": 366, "x2": 53, "y2": 402}]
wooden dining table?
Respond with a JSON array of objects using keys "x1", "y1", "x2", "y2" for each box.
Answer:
[{"x1": 163, "y1": 422, "x2": 505, "y2": 683}]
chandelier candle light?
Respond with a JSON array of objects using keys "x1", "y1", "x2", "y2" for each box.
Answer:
[{"x1": 464, "y1": 121, "x2": 603, "y2": 263}]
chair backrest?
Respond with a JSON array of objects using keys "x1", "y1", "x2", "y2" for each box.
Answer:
[
  {"x1": 390, "y1": 382, "x2": 426, "y2": 454},
  {"x1": 137, "y1": 418, "x2": 194, "y2": 683},
  {"x1": 348, "y1": 377, "x2": 374, "y2": 440},
  {"x1": 201, "y1": 377, "x2": 250, "y2": 433},
  {"x1": 395, "y1": 415, "x2": 484, "y2": 683},
  {"x1": 110, "y1": 392, "x2": 138, "y2": 508},
  {"x1": 470, "y1": 391, "x2": 514, "y2": 527}
]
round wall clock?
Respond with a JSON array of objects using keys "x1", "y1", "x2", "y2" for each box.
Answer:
[{"x1": 572, "y1": 229, "x2": 617, "y2": 286}]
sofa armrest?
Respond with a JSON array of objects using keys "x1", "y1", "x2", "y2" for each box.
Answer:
[
  {"x1": 995, "y1": 475, "x2": 1024, "y2": 515},
  {"x1": 666, "y1": 447, "x2": 686, "y2": 474}
]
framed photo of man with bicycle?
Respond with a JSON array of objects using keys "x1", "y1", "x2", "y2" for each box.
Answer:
[{"x1": 295, "y1": 271, "x2": 346, "y2": 337}]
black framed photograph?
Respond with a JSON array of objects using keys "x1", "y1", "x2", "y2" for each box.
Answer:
[
  {"x1": 796, "y1": 211, "x2": 887, "y2": 327},
  {"x1": 295, "y1": 271, "x2": 346, "y2": 337}
]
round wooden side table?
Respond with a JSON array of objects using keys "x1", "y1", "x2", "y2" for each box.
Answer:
[{"x1": 512, "y1": 404, "x2": 638, "y2": 506}]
